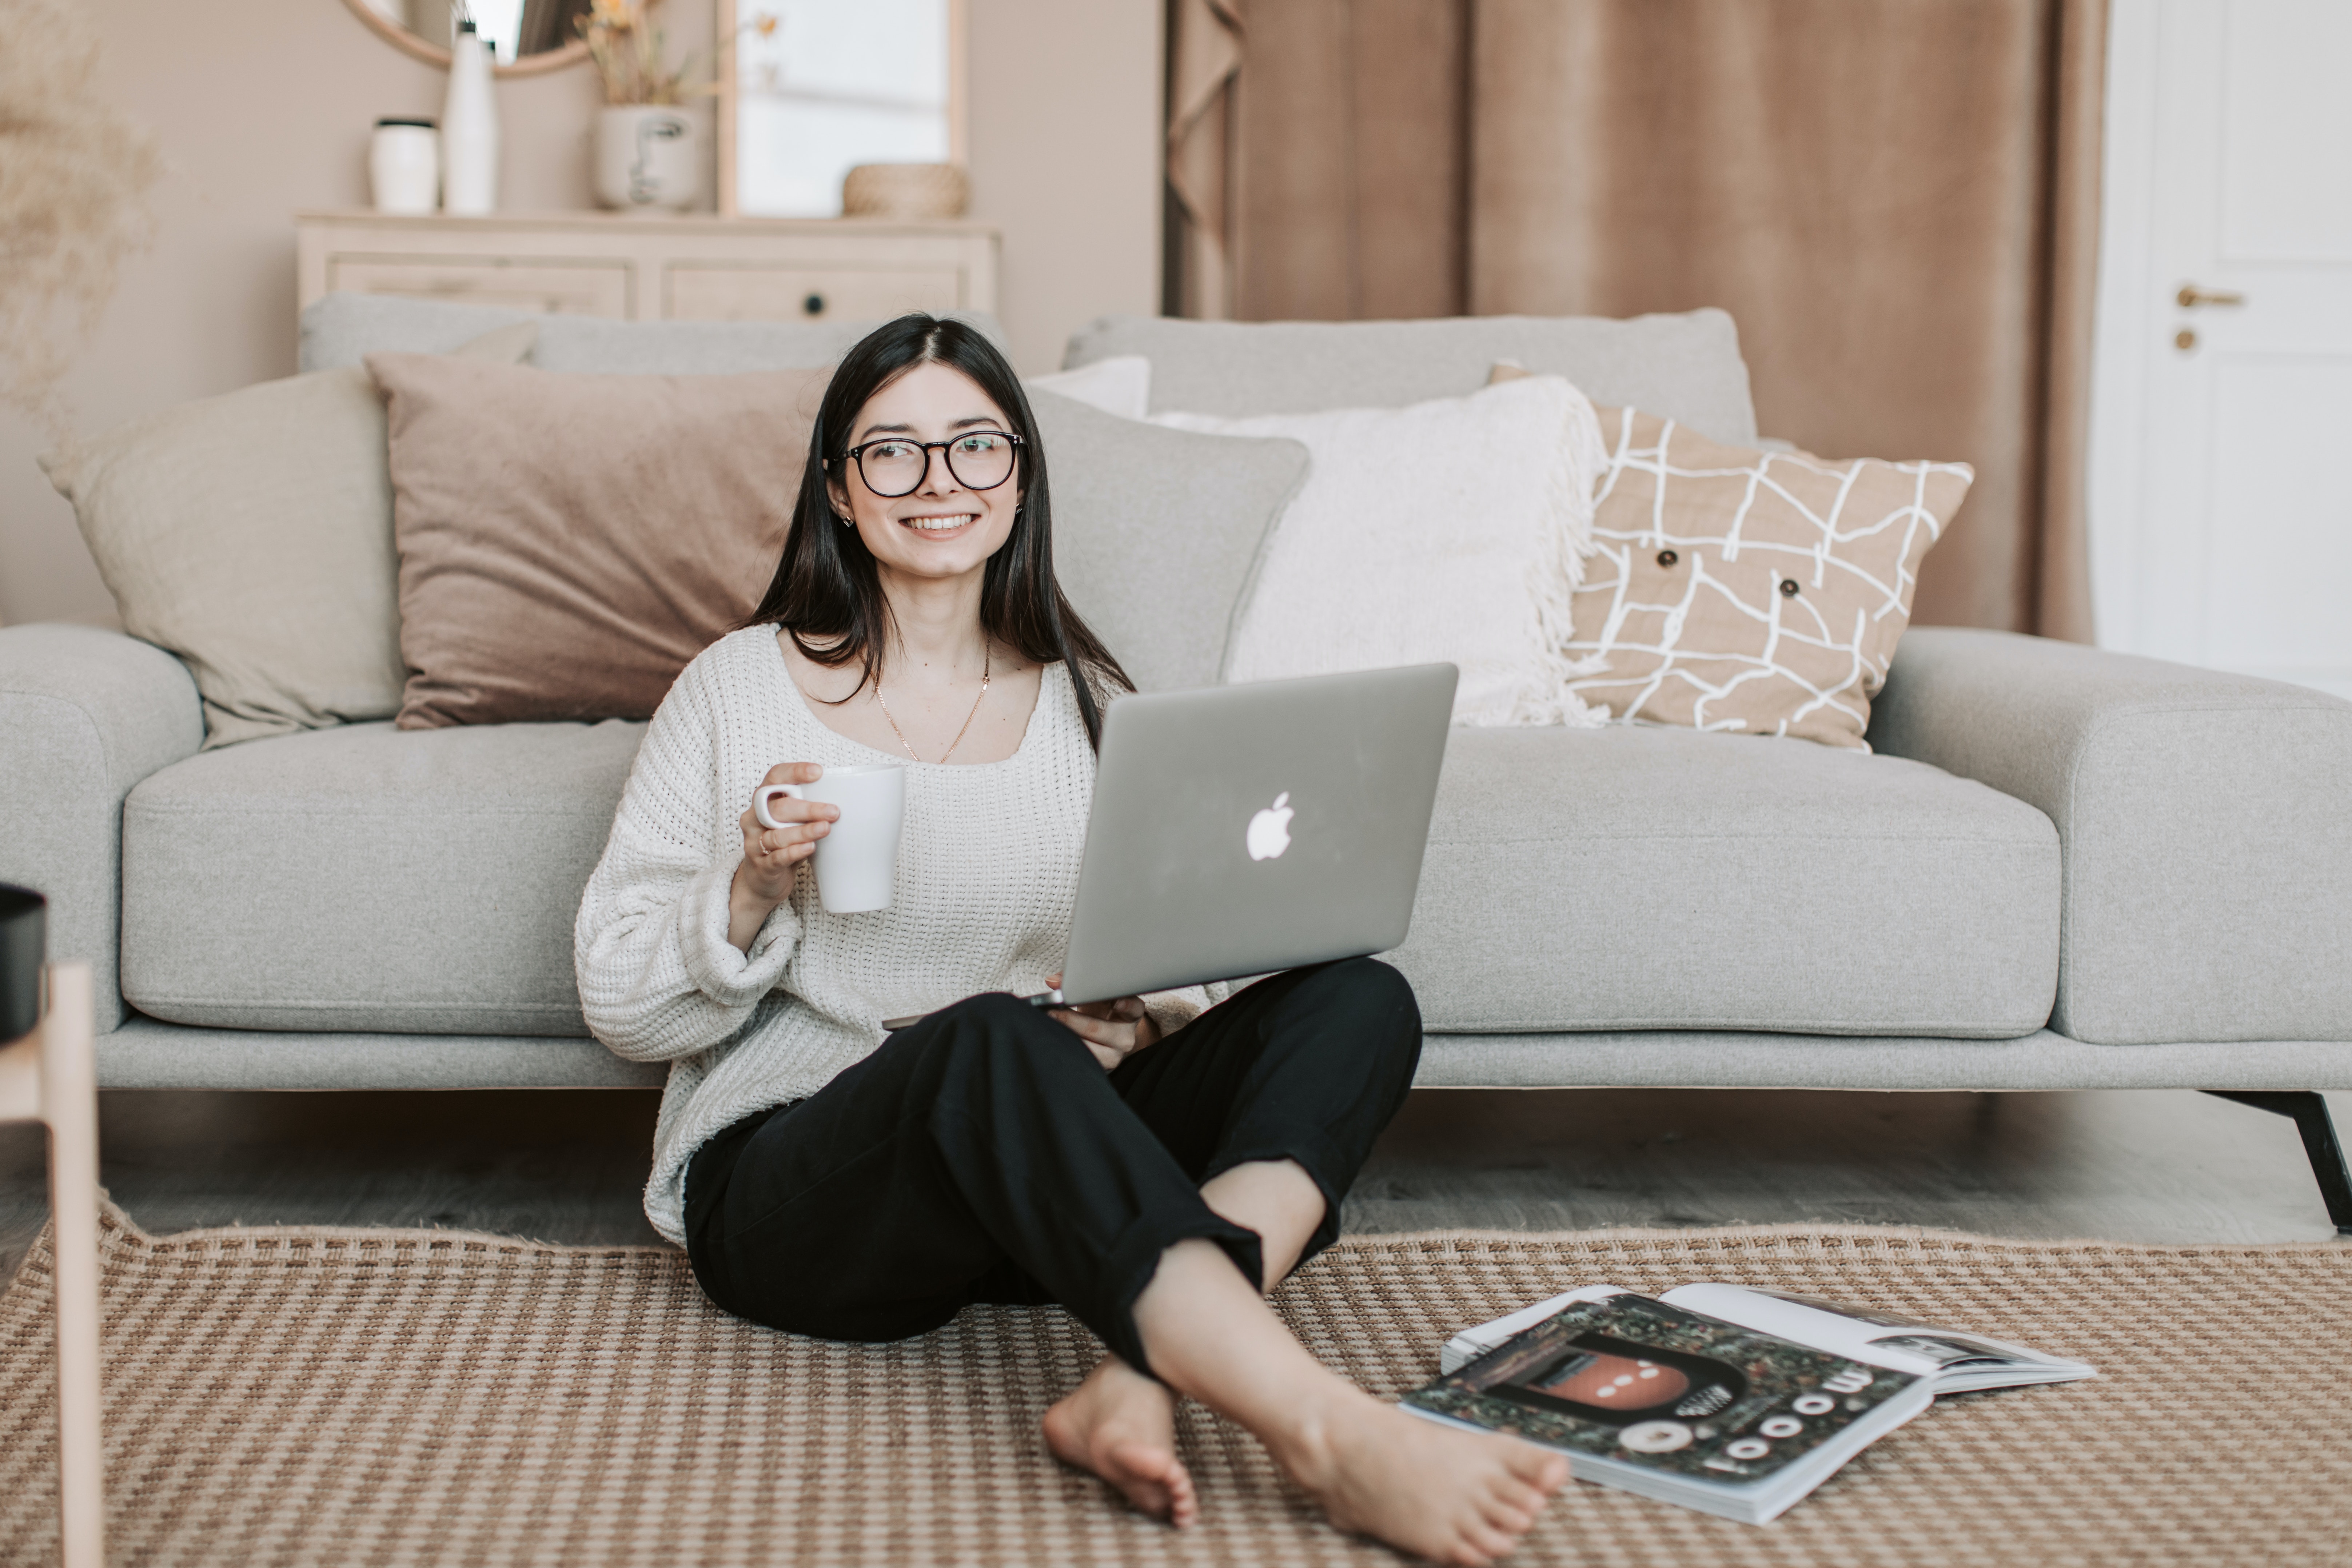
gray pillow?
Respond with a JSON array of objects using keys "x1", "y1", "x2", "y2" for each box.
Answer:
[
  {"x1": 301, "y1": 292, "x2": 1010, "y2": 376},
  {"x1": 1063, "y1": 309, "x2": 1760, "y2": 446},
  {"x1": 1031, "y1": 390, "x2": 1308, "y2": 694}
]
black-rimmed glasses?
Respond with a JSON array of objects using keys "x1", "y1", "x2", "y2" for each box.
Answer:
[{"x1": 841, "y1": 430, "x2": 1023, "y2": 498}]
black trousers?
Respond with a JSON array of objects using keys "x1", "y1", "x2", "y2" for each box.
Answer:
[{"x1": 684, "y1": 957, "x2": 1422, "y2": 1376}]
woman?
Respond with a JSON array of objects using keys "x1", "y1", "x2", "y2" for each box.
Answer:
[{"x1": 576, "y1": 315, "x2": 1569, "y2": 1565}]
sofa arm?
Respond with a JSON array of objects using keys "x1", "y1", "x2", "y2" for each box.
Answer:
[
  {"x1": 0, "y1": 625, "x2": 203, "y2": 1033},
  {"x1": 1869, "y1": 629, "x2": 2352, "y2": 1045}
]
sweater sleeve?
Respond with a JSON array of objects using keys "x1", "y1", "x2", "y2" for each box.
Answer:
[{"x1": 574, "y1": 659, "x2": 802, "y2": 1062}]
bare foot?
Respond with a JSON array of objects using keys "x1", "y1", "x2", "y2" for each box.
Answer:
[
  {"x1": 1274, "y1": 1391, "x2": 1571, "y2": 1566},
  {"x1": 1043, "y1": 1354, "x2": 1200, "y2": 1528}
]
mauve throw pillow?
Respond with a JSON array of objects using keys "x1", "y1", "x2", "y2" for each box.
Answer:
[{"x1": 368, "y1": 354, "x2": 826, "y2": 727}]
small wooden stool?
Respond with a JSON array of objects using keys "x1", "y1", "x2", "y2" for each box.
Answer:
[{"x1": 1, "y1": 885, "x2": 103, "y2": 1568}]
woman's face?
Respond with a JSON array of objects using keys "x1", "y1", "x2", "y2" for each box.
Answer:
[{"x1": 829, "y1": 361, "x2": 1024, "y2": 586}]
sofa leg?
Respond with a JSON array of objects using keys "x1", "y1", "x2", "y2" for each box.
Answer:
[{"x1": 2203, "y1": 1091, "x2": 2352, "y2": 1235}]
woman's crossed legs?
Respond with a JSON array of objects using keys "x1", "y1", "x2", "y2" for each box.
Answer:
[{"x1": 684, "y1": 959, "x2": 1570, "y2": 1565}]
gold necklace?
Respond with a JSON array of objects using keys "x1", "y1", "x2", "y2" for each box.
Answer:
[{"x1": 876, "y1": 646, "x2": 991, "y2": 763}]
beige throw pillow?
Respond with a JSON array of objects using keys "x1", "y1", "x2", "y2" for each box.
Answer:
[
  {"x1": 1566, "y1": 400, "x2": 1972, "y2": 749},
  {"x1": 368, "y1": 355, "x2": 826, "y2": 727},
  {"x1": 42, "y1": 324, "x2": 538, "y2": 748}
]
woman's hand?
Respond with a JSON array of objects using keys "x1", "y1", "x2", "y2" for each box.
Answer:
[
  {"x1": 729, "y1": 762, "x2": 837, "y2": 951},
  {"x1": 1044, "y1": 972, "x2": 1160, "y2": 1070}
]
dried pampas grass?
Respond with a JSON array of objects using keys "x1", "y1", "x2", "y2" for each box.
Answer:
[{"x1": 0, "y1": 0, "x2": 162, "y2": 432}]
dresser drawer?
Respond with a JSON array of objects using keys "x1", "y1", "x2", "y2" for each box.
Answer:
[
  {"x1": 323, "y1": 256, "x2": 632, "y2": 318},
  {"x1": 662, "y1": 263, "x2": 968, "y2": 324},
  {"x1": 298, "y1": 213, "x2": 998, "y2": 329}
]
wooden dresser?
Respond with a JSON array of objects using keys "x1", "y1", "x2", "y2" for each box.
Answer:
[{"x1": 294, "y1": 211, "x2": 999, "y2": 325}]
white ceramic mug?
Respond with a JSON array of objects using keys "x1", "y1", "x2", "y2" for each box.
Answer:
[{"x1": 754, "y1": 763, "x2": 906, "y2": 914}]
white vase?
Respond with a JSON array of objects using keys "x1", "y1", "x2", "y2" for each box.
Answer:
[
  {"x1": 594, "y1": 105, "x2": 701, "y2": 212},
  {"x1": 441, "y1": 21, "x2": 499, "y2": 215}
]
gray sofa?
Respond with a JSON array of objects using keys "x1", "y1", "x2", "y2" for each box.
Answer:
[{"x1": 6, "y1": 298, "x2": 2349, "y2": 1226}]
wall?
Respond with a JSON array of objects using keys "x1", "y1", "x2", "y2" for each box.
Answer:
[
  {"x1": 966, "y1": 0, "x2": 1164, "y2": 375},
  {"x1": 0, "y1": 0, "x2": 1162, "y2": 629}
]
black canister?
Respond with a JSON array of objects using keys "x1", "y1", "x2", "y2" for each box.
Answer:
[{"x1": 0, "y1": 884, "x2": 44, "y2": 1044}]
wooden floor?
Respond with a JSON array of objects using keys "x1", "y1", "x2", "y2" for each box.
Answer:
[{"x1": 4, "y1": 1085, "x2": 2345, "y2": 1283}]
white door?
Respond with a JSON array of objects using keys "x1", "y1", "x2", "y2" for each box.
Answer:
[{"x1": 2089, "y1": 0, "x2": 2352, "y2": 699}]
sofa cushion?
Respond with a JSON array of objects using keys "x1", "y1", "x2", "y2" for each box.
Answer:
[
  {"x1": 1391, "y1": 724, "x2": 2061, "y2": 1037},
  {"x1": 300, "y1": 291, "x2": 1011, "y2": 376},
  {"x1": 120, "y1": 705, "x2": 2058, "y2": 1041},
  {"x1": 1063, "y1": 309, "x2": 1759, "y2": 445},
  {"x1": 121, "y1": 719, "x2": 643, "y2": 1035}
]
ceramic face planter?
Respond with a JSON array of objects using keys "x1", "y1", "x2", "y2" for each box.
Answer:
[{"x1": 594, "y1": 105, "x2": 701, "y2": 211}]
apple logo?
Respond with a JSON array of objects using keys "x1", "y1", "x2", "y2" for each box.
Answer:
[{"x1": 1246, "y1": 792, "x2": 1295, "y2": 862}]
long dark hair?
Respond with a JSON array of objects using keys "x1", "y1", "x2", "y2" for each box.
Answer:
[{"x1": 742, "y1": 314, "x2": 1131, "y2": 750}]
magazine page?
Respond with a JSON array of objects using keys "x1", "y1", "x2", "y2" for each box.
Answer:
[
  {"x1": 1405, "y1": 1292, "x2": 1929, "y2": 1522},
  {"x1": 1659, "y1": 1284, "x2": 2096, "y2": 1391}
]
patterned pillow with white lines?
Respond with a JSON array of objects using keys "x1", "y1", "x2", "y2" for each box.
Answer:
[{"x1": 1563, "y1": 405, "x2": 1973, "y2": 750}]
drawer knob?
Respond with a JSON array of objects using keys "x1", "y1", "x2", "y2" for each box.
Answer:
[{"x1": 803, "y1": 292, "x2": 826, "y2": 317}]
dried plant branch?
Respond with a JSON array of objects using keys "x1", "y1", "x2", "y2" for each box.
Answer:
[
  {"x1": 579, "y1": 0, "x2": 711, "y2": 107},
  {"x1": 578, "y1": 0, "x2": 772, "y2": 107},
  {"x1": 0, "y1": 0, "x2": 163, "y2": 435}
]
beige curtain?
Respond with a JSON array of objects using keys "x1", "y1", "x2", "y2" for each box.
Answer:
[
  {"x1": 1167, "y1": 0, "x2": 1245, "y2": 320},
  {"x1": 1179, "y1": 0, "x2": 2105, "y2": 639},
  {"x1": 1227, "y1": 0, "x2": 1472, "y2": 322}
]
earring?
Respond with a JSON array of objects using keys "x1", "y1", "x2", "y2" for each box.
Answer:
[{"x1": 834, "y1": 512, "x2": 853, "y2": 527}]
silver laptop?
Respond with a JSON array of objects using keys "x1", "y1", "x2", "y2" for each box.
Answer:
[{"x1": 886, "y1": 662, "x2": 1457, "y2": 1025}]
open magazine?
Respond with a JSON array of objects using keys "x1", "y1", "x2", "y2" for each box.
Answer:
[{"x1": 1404, "y1": 1284, "x2": 2093, "y2": 1524}]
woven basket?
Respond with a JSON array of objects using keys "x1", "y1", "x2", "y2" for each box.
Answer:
[{"x1": 841, "y1": 162, "x2": 970, "y2": 220}]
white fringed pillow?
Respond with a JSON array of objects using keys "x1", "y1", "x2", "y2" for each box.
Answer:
[{"x1": 1156, "y1": 375, "x2": 1608, "y2": 726}]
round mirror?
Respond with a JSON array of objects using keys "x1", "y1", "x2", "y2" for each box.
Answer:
[{"x1": 338, "y1": 0, "x2": 593, "y2": 76}]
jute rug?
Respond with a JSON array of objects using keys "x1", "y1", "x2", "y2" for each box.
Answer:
[{"x1": 1, "y1": 1206, "x2": 2346, "y2": 1568}]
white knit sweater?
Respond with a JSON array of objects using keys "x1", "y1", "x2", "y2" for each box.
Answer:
[{"x1": 575, "y1": 625, "x2": 1213, "y2": 1244}]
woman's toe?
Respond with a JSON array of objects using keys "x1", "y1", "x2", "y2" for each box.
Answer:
[
  {"x1": 1490, "y1": 1477, "x2": 1547, "y2": 1517},
  {"x1": 1480, "y1": 1496, "x2": 1537, "y2": 1535},
  {"x1": 1461, "y1": 1519, "x2": 1517, "y2": 1562},
  {"x1": 1510, "y1": 1447, "x2": 1572, "y2": 1491}
]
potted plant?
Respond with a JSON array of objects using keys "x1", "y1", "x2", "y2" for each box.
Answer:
[{"x1": 579, "y1": 0, "x2": 713, "y2": 211}]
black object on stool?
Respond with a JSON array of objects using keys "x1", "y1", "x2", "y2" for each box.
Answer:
[{"x1": 0, "y1": 883, "x2": 43, "y2": 1044}]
